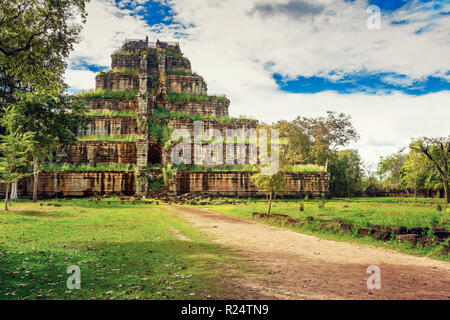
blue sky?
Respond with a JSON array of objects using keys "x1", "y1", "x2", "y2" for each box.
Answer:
[
  {"x1": 66, "y1": 0, "x2": 450, "y2": 165},
  {"x1": 73, "y1": 0, "x2": 450, "y2": 97}
]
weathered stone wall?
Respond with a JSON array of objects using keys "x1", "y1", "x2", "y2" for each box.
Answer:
[
  {"x1": 166, "y1": 100, "x2": 229, "y2": 117},
  {"x1": 20, "y1": 171, "x2": 135, "y2": 197},
  {"x1": 96, "y1": 73, "x2": 139, "y2": 91},
  {"x1": 166, "y1": 57, "x2": 191, "y2": 71},
  {"x1": 174, "y1": 171, "x2": 330, "y2": 197},
  {"x1": 111, "y1": 54, "x2": 141, "y2": 70},
  {"x1": 81, "y1": 116, "x2": 139, "y2": 136},
  {"x1": 167, "y1": 75, "x2": 207, "y2": 95},
  {"x1": 57, "y1": 141, "x2": 137, "y2": 166},
  {"x1": 83, "y1": 98, "x2": 139, "y2": 113},
  {"x1": 168, "y1": 142, "x2": 258, "y2": 166},
  {"x1": 167, "y1": 118, "x2": 258, "y2": 137}
]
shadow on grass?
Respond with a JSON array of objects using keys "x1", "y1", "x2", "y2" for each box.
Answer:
[{"x1": 0, "y1": 238, "x2": 247, "y2": 300}]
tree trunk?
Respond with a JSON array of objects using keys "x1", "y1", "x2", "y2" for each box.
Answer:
[
  {"x1": 267, "y1": 190, "x2": 273, "y2": 215},
  {"x1": 33, "y1": 157, "x2": 39, "y2": 202},
  {"x1": 444, "y1": 179, "x2": 449, "y2": 204},
  {"x1": 10, "y1": 182, "x2": 17, "y2": 200},
  {"x1": 4, "y1": 183, "x2": 9, "y2": 211}
]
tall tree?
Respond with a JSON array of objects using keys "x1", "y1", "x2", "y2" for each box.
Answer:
[
  {"x1": 410, "y1": 136, "x2": 450, "y2": 203},
  {"x1": 400, "y1": 151, "x2": 441, "y2": 197},
  {"x1": 377, "y1": 149, "x2": 406, "y2": 189},
  {"x1": 10, "y1": 92, "x2": 87, "y2": 201},
  {"x1": 271, "y1": 120, "x2": 312, "y2": 165},
  {"x1": 0, "y1": 106, "x2": 34, "y2": 210},
  {"x1": 0, "y1": 0, "x2": 88, "y2": 100},
  {"x1": 328, "y1": 149, "x2": 364, "y2": 197},
  {"x1": 294, "y1": 111, "x2": 359, "y2": 170}
]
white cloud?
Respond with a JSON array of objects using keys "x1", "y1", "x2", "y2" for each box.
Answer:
[
  {"x1": 64, "y1": 69, "x2": 97, "y2": 91},
  {"x1": 64, "y1": 0, "x2": 450, "y2": 165}
]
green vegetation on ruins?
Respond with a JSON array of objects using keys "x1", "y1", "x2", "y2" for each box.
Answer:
[
  {"x1": 153, "y1": 106, "x2": 235, "y2": 124},
  {"x1": 76, "y1": 90, "x2": 138, "y2": 101},
  {"x1": 77, "y1": 135, "x2": 146, "y2": 142},
  {"x1": 170, "y1": 164, "x2": 324, "y2": 173},
  {"x1": 99, "y1": 68, "x2": 140, "y2": 75},
  {"x1": 166, "y1": 69, "x2": 198, "y2": 76},
  {"x1": 87, "y1": 110, "x2": 137, "y2": 117},
  {"x1": 167, "y1": 92, "x2": 228, "y2": 107},
  {"x1": 42, "y1": 164, "x2": 135, "y2": 171}
]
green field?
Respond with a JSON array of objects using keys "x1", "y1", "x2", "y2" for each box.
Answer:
[
  {"x1": 207, "y1": 197, "x2": 450, "y2": 260},
  {"x1": 1, "y1": 197, "x2": 448, "y2": 300},
  {"x1": 0, "y1": 199, "x2": 254, "y2": 300}
]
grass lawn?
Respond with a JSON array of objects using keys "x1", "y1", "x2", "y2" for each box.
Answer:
[
  {"x1": 0, "y1": 199, "x2": 254, "y2": 300},
  {"x1": 205, "y1": 197, "x2": 450, "y2": 260}
]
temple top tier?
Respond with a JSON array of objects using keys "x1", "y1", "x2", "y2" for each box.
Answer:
[{"x1": 89, "y1": 38, "x2": 230, "y2": 118}]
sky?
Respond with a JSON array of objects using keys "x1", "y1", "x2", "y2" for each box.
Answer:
[{"x1": 64, "y1": 0, "x2": 450, "y2": 168}]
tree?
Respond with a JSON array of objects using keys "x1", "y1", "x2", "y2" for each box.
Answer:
[
  {"x1": 0, "y1": 0, "x2": 88, "y2": 100},
  {"x1": 328, "y1": 149, "x2": 364, "y2": 197},
  {"x1": 294, "y1": 111, "x2": 359, "y2": 170},
  {"x1": 0, "y1": 107, "x2": 34, "y2": 210},
  {"x1": 270, "y1": 120, "x2": 312, "y2": 165},
  {"x1": 9, "y1": 92, "x2": 87, "y2": 201},
  {"x1": 252, "y1": 168, "x2": 286, "y2": 215},
  {"x1": 377, "y1": 149, "x2": 406, "y2": 189},
  {"x1": 400, "y1": 150, "x2": 441, "y2": 196},
  {"x1": 410, "y1": 136, "x2": 450, "y2": 203}
]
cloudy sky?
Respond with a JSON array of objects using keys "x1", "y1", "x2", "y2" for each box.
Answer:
[{"x1": 65, "y1": 0, "x2": 450, "y2": 167}]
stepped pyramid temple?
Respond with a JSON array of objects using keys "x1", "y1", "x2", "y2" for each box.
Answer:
[{"x1": 18, "y1": 38, "x2": 329, "y2": 198}]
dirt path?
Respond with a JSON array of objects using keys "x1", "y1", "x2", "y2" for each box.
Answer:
[{"x1": 169, "y1": 206, "x2": 450, "y2": 300}]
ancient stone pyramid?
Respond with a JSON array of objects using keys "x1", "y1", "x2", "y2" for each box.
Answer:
[{"x1": 30, "y1": 37, "x2": 329, "y2": 197}]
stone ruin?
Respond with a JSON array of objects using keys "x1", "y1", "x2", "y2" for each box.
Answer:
[{"x1": 12, "y1": 38, "x2": 330, "y2": 198}]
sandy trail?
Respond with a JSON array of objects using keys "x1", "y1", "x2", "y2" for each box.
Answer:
[{"x1": 169, "y1": 206, "x2": 450, "y2": 300}]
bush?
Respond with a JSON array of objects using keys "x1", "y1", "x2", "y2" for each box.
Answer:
[{"x1": 77, "y1": 90, "x2": 138, "y2": 101}]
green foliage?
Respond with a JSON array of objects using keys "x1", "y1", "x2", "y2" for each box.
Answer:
[
  {"x1": 410, "y1": 137, "x2": 450, "y2": 203},
  {"x1": 42, "y1": 164, "x2": 135, "y2": 171},
  {"x1": 161, "y1": 49, "x2": 189, "y2": 62},
  {"x1": 171, "y1": 164, "x2": 323, "y2": 173},
  {"x1": 377, "y1": 149, "x2": 406, "y2": 189},
  {"x1": 0, "y1": 0, "x2": 88, "y2": 97},
  {"x1": 87, "y1": 111, "x2": 137, "y2": 117},
  {"x1": 166, "y1": 92, "x2": 228, "y2": 107},
  {"x1": 77, "y1": 135, "x2": 145, "y2": 142},
  {"x1": 153, "y1": 106, "x2": 234, "y2": 124},
  {"x1": 111, "y1": 49, "x2": 146, "y2": 56},
  {"x1": 162, "y1": 165, "x2": 174, "y2": 188},
  {"x1": 328, "y1": 149, "x2": 364, "y2": 197},
  {"x1": 10, "y1": 92, "x2": 87, "y2": 158},
  {"x1": 166, "y1": 69, "x2": 198, "y2": 76},
  {"x1": 251, "y1": 167, "x2": 286, "y2": 215},
  {"x1": 399, "y1": 151, "x2": 439, "y2": 190},
  {"x1": 0, "y1": 107, "x2": 35, "y2": 184},
  {"x1": 147, "y1": 115, "x2": 173, "y2": 145},
  {"x1": 282, "y1": 165, "x2": 325, "y2": 173},
  {"x1": 76, "y1": 90, "x2": 138, "y2": 101},
  {"x1": 99, "y1": 68, "x2": 139, "y2": 75}
]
